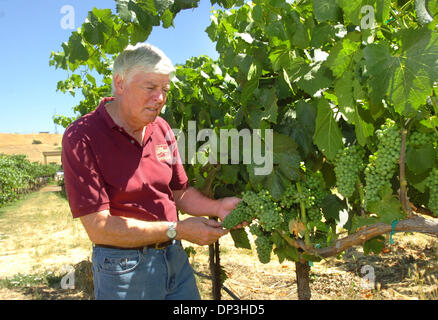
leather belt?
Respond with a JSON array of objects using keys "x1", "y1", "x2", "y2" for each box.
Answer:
[{"x1": 95, "y1": 240, "x2": 176, "y2": 250}]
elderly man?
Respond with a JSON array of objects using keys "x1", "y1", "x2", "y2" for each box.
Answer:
[{"x1": 62, "y1": 43, "x2": 240, "y2": 300}]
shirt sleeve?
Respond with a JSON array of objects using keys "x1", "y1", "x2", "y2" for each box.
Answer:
[
  {"x1": 170, "y1": 157, "x2": 189, "y2": 191},
  {"x1": 62, "y1": 130, "x2": 110, "y2": 218},
  {"x1": 162, "y1": 120, "x2": 189, "y2": 191}
]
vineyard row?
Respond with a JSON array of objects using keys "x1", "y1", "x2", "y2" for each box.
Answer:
[{"x1": 0, "y1": 154, "x2": 61, "y2": 207}]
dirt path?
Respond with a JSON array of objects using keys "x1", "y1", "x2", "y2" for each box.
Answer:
[{"x1": 39, "y1": 185, "x2": 62, "y2": 193}]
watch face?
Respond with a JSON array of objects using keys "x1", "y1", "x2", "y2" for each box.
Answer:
[
  {"x1": 167, "y1": 222, "x2": 177, "y2": 239},
  {"x1": 167, "y1": 229, "x2": 177, "y2": 239}
]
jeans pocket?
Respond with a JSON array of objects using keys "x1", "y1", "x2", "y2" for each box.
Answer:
[{"x1": 96, "y1": 251, "x2": 142, "y2": 275}]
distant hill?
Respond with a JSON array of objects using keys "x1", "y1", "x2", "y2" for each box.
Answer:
[{"x1": 0, "y1": 133, "x2": 63, "y2": 164}]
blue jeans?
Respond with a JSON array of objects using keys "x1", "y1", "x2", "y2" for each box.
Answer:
[{"x1": 91, "y1": 241, "x2": 200, "y2": 300}]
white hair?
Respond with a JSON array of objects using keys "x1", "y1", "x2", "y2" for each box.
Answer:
[{"x1": 111, "y1": 43, "x2": 175, "y2": 95}]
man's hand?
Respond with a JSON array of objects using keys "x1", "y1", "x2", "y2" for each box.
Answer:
[
  {"x1": 215, "y1": 196, "x2": 250, "y2": 229},
  {"x1": 176, "y1": 217, "x2": 229, "y2": 246},
  {"x1": 215, "y1": 196, "x2": 241, "y2": 222},
  {"x1": 172, "y1": 187, "x2": 247, "y2": 228}
]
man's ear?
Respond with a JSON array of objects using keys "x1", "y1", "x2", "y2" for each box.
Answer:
[{"x1": 113, "y1": 74, "x2": 124, "y2": 95}]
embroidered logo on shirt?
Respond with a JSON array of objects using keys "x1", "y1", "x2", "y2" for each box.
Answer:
[{"x1": 155, "y1": 144, "x2": 172, "y2": 163}]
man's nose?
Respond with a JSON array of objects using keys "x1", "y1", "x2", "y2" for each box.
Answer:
[{"x1": 151, "y1": 88, "x2": 165, "y2": 103}]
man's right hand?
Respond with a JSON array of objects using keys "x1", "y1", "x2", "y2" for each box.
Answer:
[{"x1": 176, "y1": 217, "x2": 229, "y2": 246}]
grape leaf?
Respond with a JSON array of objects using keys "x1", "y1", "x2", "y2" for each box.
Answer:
[
  {"x1": 230, "y1": 229, "x2": 251, "y2": 249},
  {"x1": 313, "y1": 99, "x2": 343, "y2": 161},
  {"x1": 310, "y1": 23, "x2": 335, "y2": 47},
  {"x1": 364, "y1": 28, "x2": 438, "y2": 115},
  {"x1": 272, "y1": 133, "x2": 301, "y2": 180},
  {"x1": 115, "y1": 0, "x2": 133, "y2": 22},
  {"x1": 82, "y1": 21, "x2": 105, "y2": 45},
  {"x1": 241, "y1": 62, "x2": 261, "y2": 106},
  {"x1": 352, "y1": 104, "x2": 374, "y2": 146},
  {"x1": 326, "y1": 36, "x2": 361, "y2": 78},
  {"x1": 218, "y1": 165, "x2": 240, "y2": 184},
  {"x1": 406, "y1": 145, "x2": 436, "y2": 174},
  {"x1": 289, "y1": 219, "x2": 306, "y2": 238},
  {"x1": 247, "y1": 133, "x2": 300, "y2": 199},
  {"x1": 363, "y1": 235, "x2": 385, "y2": 255},
  {"x1": 272, "y1": 231, "x2": 299, "y2": 263},
  {"x1": 68, "y1": 32, "x2": 89, "y2": 62},
  {"x1": 245, "y1": 88, "x2": 278, "y2": 128},
  {"x1": 375, "y1": 0, "x2": 391, "y2": 24},
  {"x1": 367, "y1": 187, "x2": 404, "y2": 224},
  {"x1": 283, "y1": 9, "x2": 310, "y2": 49},
  {"x1": 336, "y1": 0, "x2": 388, "y2": 26},
  {"x1": 161, "y1": 9, "x2": 174, "y2": 28},
  {"x1": 313, "y1": 0, "x2": 341, "y2": 22},
  {"x1": 321, "y1": 194, "x2": 347, "y2": 222},
  {"x1": 131, "y1": 23, "x2": 152, "y2": 44},
  {"x1": 297, "y1": 62, "x2": 333, "y2": 96}
]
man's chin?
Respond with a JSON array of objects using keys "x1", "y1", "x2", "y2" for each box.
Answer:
[{"x1": 143, "y1": 114, "x2": 158, "y2": 125}]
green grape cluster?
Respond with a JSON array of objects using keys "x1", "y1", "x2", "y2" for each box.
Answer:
[
  {"x1": 249, "y1": 223, "x2": 264, "y2": 237},
  {"x1": 249, "y1": 190, "x2": 282, "y2": 232},
  {"x1": 303, "y1": 171, "x2": 328, "y2": 206},
  {"x1": 222, "y1": 200, "x2": 252, "y2": 229},
  {"x1": 280, "y1": 172, "x2": 327, "y2": 224},
  {"x1": 280, "y1": 184, "x2": 315, "y2": 208},
  {"x1": 307, "y1": 207, "x2": 322, "y2": 221},
  {"x1": 280, "y1": 184, "x2": 298, "y2": 208},
  {"x1": 258, "y1": 203, "x2": 283, "y2": 231},
  {"x1": 242, "y1": 191, "x2": 266, "y2": 216},
  {"x1": 224, "y1": 190, "x2": 282, "y2": 232},
  {"x1": 254, "y1": 234, "x2": 273, "y2": 264},
  {"x1": 226, "y1": 175, "x2": 329, "y2": 263},
  {"x1": 408, "y1": 131, "x2": 435, "y2": 147},
  {"x1": 334, "y1": 145, "x2": 364, "y2": 198},
  {"x1": 425, "y1": 168, "x2": 438, "y2": 216},
  {"x1": 282, "y1": 208, "x2": 299, "y2": 228},
  {"x1": 364, "y1": 120, "x2": 401, "y2": 208}
]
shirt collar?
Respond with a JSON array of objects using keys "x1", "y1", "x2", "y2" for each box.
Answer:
[
  {"x1": 96, "y1": 97, "x2": 157, "y2": 141},
  {"x1": 97, "y1": 97, "x2": 118, "y2": 129}
]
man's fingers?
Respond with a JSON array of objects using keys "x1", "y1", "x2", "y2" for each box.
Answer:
[
  {"x1": 233, "y1": 221, "x2": 249, "y2": 229},
  {"x1": 204, "y1": 218, "x2": 224, "y2": 228}
]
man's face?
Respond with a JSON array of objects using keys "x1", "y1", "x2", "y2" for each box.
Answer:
[{"x1": 118, "y1": 71, "x2": 170, "y2": 127}]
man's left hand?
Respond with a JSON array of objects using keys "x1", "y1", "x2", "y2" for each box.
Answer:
[{"x1": 215, "y1": 196, "x2": 241, "y2": 222}]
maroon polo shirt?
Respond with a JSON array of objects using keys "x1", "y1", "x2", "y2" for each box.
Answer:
[{"x1": 61, "y1": 97, "x2": 188, "y2": 222}]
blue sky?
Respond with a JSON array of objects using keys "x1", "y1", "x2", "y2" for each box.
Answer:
[{"x1": 0, "y1": 0, "x2": 219, "y2": 134}]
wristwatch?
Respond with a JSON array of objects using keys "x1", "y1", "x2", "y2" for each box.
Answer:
[{"x1": 166, "y1": 221, "x2": 177, "y2": 240}]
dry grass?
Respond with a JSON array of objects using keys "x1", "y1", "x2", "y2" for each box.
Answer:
[
  {"x1": 0, "y1": 186, "x2": 91, "y2": 280},
  {"x1": 0, "y1": 133, "x2": 63, "y2": 164}
]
